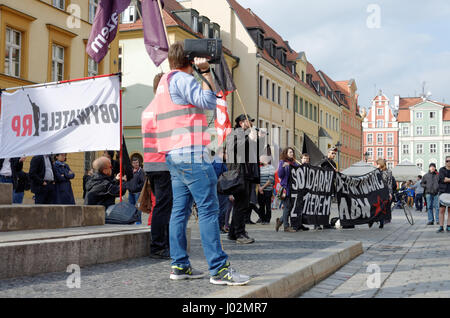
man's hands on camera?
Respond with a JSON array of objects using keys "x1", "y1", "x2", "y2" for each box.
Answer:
[{"x1": 193, "y1": 57, "x2": 210, "y2": 72}]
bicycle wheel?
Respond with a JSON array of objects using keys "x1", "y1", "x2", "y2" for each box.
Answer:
[{"x1": 403, "y1": 204, "x2": 414, "y2": 225}]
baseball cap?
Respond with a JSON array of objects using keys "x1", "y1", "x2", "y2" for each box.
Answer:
[{"x1": 235, "y1": 114, "x2": 255, "y2": 124}]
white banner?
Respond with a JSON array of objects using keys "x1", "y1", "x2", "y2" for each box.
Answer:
[{"x1": 0, "y1": 76, "x2": 121, "y2": 158}]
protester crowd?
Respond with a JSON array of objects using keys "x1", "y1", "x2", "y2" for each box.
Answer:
[{"x1": 2, "y1": 42, "x2": 450, "y2": 286}]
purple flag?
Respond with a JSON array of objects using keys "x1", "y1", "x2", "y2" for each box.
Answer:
[
  {"x1": 87, "y1": 0, "x2": 131, "y2": 63},
  {"x1": 141, "y1": 0, "x2": 169, "y2": 67}
]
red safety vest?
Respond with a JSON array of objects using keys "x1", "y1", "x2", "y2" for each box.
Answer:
[{"x1": 142, "y1": 70, "x2": 210, "y2": 156}]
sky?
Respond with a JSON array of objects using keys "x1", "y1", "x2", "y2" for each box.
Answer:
[{"x1": 237, "y1": 0, "x2": 450, "y2": 109}]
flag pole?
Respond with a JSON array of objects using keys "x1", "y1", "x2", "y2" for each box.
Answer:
[{"x1": 119, "y1": 74, "x2": 123, "y2": 202}]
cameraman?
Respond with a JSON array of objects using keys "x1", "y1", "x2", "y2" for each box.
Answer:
[{"x1": 148, "y1": 42, "x2": 249, "y2": 286}]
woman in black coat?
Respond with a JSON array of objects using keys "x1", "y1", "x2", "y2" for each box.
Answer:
[{"x1": 54, "y1": 153, "x2": 75, "y2": 205}]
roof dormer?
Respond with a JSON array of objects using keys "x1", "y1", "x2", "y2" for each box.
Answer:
[
  {"x1": 264, "y1": 37, "x2": 277, "y2": 59},
  {"x1": 198, "y1": 16, "x2": 210, "y2": 38},
  {"x1": 247, "y1": 27, "x2": 265, "y2": 50},
  {"x1": 172, "y1": 9, "x2": 200, "y2": 33}
]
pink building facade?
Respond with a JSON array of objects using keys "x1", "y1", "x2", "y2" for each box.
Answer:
[{"x1": 362, "y1": 91, "x2": 399, "y2": 170}]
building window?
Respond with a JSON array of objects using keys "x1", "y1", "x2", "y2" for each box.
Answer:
[
  {"x1": 320, "y1": 110, "x2": 323, "y2": 125},
  {"x1": 430, "y1": 144, "x2": 437, "y2": 153},
  {"x1": 278, "y1": 86, "x2": 281, "y2": 104},
  {"x1": 192, "y1": 15, "x2": 198, "y2": 33},
  {"x1": 445, "y1": 144, "x2": 450, "y2": 153},
  {"x1": 259, "y1": 75, "x2": 263, "y2": 96},
  {"x1": 417, "y1": 163, "x2": 423, "y2": 171},
  {"x1": 301, "y1": 71, "x2": 304, "y2": 82},
  {"x1": 89, "y1": 0, "x2": 99, "y2": 23},
  {"x1": 377, "y1": 133, "x2": 383, "y2": 144},
  {"x1": 430, "y1": 111, "x2": 436, "y2": 119},
  {"x1": 122, "y1": 5, "x2": 136, "y2": 23},
  {"x1": 305, "y1": 101, "x2": 309, "y2": 118},
  {"x1": 286, "y1": 91, "x2": 290, "y2": 109},
  {"x1": 314, "y1": 106, "x2": 317, "y2": 122},
  {"x1": 300, "y1": 98, "x2": 304, "y2": 115},
  {"x1": 272, "y1": 83, "x2": 275, "y2": 102},
  {"x1": 367, "y1": 134, "x2": 373, "y2": 145},
  {"x1": 52, "y1": 44, "x2": 64, "y2": 81},
  {"x1": 87, "y1": 57, "x2": 98, "y2": 77},
  {"x1": 309, "y1": 104, "x2": 313, "y2": 120},
  {"x1": 294, "y1": 95, "x2": 298, "y2": 113},
  {"x1": 118, "y1": 45, "x2": 123, "y2": 73},
  {"x1": 430, "y1": 126, "x2": 437, "y2": 135},
  {"x1": 5, "y1": 28, "x2": 21, "y2": 78},
  {"x1": 402, "y1": 126, "x2": 409, "y2": 136},
  {"x1": 416, "y1": 112, "x2": 423, "y2": 119},
  {"x1": 416, "y1": 126, "x2": 423, "y2": 136},
  {"x1": 53, "y1": 0, "x2": 65, "y2": 10},
  {"x1": 445, "y1": 126, "x2": 450, "y2": 135},
  {"x1": 402, "y1": 144, "x2": 409, "y2": 155},
  {"x1": 387, "y1": 133, "x2": 393, "y2": 144},
  {"x1": 377, "y1": 108, "x2": 383, "y2": 116},
  {"x1": 387, "y1": 162, "x2": 394, "y2": 170},
  {"x1": 416, "y1": 144, "x2": 423, "y2": 154},
  {"x1": 377, "y1": 148, "x2": 383, "y2": 159},
  {"x1": 367, "y1": 148, "x2": 373, "y2": 159},
  {"x1": 376, "y1": 120, "x2": 384, "y2": 128},
  {"x1": 265, "y1": 79, "x2": 270, "y2": 99},
  {"x1": 387, "y1": 148, "x2": 393, "y2": 159}
]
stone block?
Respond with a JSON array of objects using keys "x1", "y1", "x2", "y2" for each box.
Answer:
[
  {"x1": 81, "y1": 206, "x2": 105, "y2": 227},
  {"x1": 0, "y1": 183, "x2": 12, "y2": 205}
]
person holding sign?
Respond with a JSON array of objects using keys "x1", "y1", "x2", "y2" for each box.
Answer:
[
  {"x1": 316, "y1": 146, "x2": 338, "y2": 229},
  {"x1": 368, "y1": 158, "x2": 393, "y2": 229}
]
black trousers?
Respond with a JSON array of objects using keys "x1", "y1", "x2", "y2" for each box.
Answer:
[
  {"x1": 147, "y1": 171, "x2": 173, "y2": 254},
  {"x1": 229, "y1": 182, "x2": 251, "y2": 238},
  {"x1": 258, "y1": 190, "x2": 273, "y2": 223},
  {"x1": 34, "y1": 183, "x2": 56, "y2": 204}
]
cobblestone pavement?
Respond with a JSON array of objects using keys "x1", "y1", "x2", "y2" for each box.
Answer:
[
  {"x1": 300, "y1": 208, "x2": 450, "y2": 298},
  {"x1": 0, "y1": 209, "x2": 338, "y2": 298}
]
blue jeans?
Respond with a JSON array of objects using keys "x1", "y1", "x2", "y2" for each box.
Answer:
[
  {"x1": 13, "y1": 192, "x2": 24, "y2": 204},
  {"x1": 166, "y1": 152, "x2": 228, "y2": 276},
  {"x1": 128, "y1": 192, "x2": 142, "y2": 223},
  {"x1": 282, "y1": 198, "x2": 292, "y2": 228},
  {"x1": 426, "y1": 194, "x2": 439, "y2": 223},
  {"x1": 414, "y1": 193, "x2": 423, "y2": 211}
]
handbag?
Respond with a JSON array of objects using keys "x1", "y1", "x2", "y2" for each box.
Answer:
[
  {"x1": 276, "y1": 186, "x2": 287, "y2": 201},
  {"x1": 136, "y1": 176, "x2": 153, "y2": 214},
  {"x1": 217, "y1": 169, "x2": 245, "y2": 195}
]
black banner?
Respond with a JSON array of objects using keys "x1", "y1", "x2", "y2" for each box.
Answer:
[
  {"x1": 289, "y1": 165, "x2": 336, "y2": 226},
  {"x1": 335, "y1": 170, "x2": 390, "y2": 226}
]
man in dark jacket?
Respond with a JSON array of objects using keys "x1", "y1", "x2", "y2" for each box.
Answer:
[
  {"x1": 29, "y1": 155, "x2": 57, "y2": 204},
  {"x1": 437, "y1": 157, "x2": 450, "y2": 233},
  {"x1": 421, "y1": 163, "x2": 440, "y2": 225},
  {"x1": 84, "y1": 157, "x2": 127, "y2": 210},
  {"x1": 225, "y1": 114, "x2": 265, "y2": 244},
  {"x1": 316, "y1": 146, "x2": 338, "y2": 229},
  {"x1": 0, "y1": 157, "x2": 25, "y2": 203}
]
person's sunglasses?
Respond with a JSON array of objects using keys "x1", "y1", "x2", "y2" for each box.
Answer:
[{"x1": 446, "y1": 160, "x2": 450, "y2": 163}]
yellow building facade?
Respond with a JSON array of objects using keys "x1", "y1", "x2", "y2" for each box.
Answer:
[{"x1": 0, "y1": 0, "x2": 118, "y2": 200}]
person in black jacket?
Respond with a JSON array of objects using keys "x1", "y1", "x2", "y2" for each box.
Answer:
[
  {"x1": 53, "y1": 153, "x2": 75, "y2": 205},
  {"x1": 29, "y1": 155, "x2": 57, "y2": 204},
  {"x1": 84, "y1": 156, "x2": 127, "y2": 210},
  {"x1": 128, "y1": 157, "x2": 145, "y2": 206},
  {"x1": 0, "y1": 157, "x2": 26, "y2": 203},
  {"x1": 225, "y1": 114, "x2": 265, "y2": 244},
  {"x1": 437, "y1": 156, "x2": 450, "y2": 233}
]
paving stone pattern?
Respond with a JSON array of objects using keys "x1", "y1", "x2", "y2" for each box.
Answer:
[{"x1": 300, "y1": 208, "x2": 450, "y2": 298}]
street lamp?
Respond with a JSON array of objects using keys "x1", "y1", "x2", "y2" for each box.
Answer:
[{"x1": 364, "y1": 151, "x2": 369, "y2": 163}]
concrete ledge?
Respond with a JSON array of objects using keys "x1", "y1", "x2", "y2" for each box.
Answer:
[
  {"x1": 0, "y1": 184, "x2": 12, "y2": 205},
  {"x1": 0, "y1": 226, "x2": 191, "y2": 279},
  {"x1": 206, "y1": 241, "x2": 363, "y2": 298},
  {"x1": 0, "y1": 205, "x2": 105, "y2": 232}
]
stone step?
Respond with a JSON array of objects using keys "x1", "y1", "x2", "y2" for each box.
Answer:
[
  {"x1": 0, "y1": 225, "x2": 191, "y2": 280},
  {"x1": 0, "y1": 183, "x2": 13, "y2": 205},
  {"x1": 0, "y1": 205, "x2": 105, "y2": 232}
]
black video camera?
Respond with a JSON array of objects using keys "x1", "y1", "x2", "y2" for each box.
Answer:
[{"x1": 184, "y1": 39, "x2": 222, "y2": 64}]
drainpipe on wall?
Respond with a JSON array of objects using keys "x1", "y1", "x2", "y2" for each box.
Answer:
[
  {"x1": 293, "y1": 86, "x2": 296, "y2": 151},
  {"x1": 256, "y1": 62, "x2": 260, "y2": 125}
]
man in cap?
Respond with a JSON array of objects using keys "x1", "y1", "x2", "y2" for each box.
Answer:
[{"x1": 226, "y1": 114, "x2": 266, "y2": 244}]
